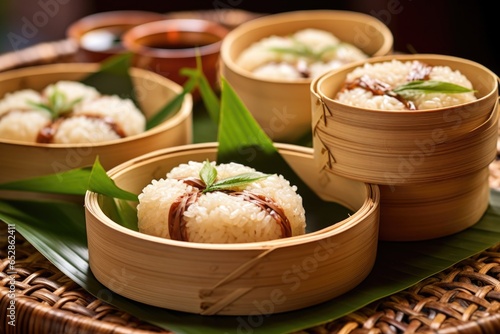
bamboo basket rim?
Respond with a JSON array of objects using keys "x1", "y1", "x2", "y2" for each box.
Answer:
[
  {"x1": 85, "y1": 142, "x2": 380, "y2": 251},
  {"x1": 0, "y1": 63, "x2": 193, "y2": 148},
  {"x1": 66, "y1": 9, "x2": 168, "y2": 36},
  {"x1": 313, "y1": 53, "x2": 499, "y2": 114},
  {"x1": 220, "y1": 9, "x2": 394, "y2": 85}
]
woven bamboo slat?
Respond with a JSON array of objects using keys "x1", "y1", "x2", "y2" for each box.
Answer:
[{"x1": 4, "y1": 223, "x2": 500, "y2": 333}]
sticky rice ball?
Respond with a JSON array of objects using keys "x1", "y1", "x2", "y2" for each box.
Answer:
[
  {"x1": 236, "y1": 28, "x2": 367, "y2": 80},
  {"x1": 137, "y1": 161, "x2": 306, "y2": 244},
  {"x1": 0, "y1": 89, "x2": 51, "y2": 142},
  {"x1": 0, "y1": 80, "x2": 147, "y2": 144},
  {"x1": 52, "y1": 95, "x2": 146, "y2": 144},
  {"x1": 335, "y1": 59, "x2": 477, "y2": 110}
]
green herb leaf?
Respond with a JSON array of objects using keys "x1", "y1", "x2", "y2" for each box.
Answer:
[
  {"x1": 392, "y1": 80, "x2": 476, "y2": 95},
  {"x1": 199, "y1": 160, "x2": 269, "y2": 193},
  {"x1": 270, "y1": 44, "x2": 317, "y2": 60},
  {"x1": 199, "y1": 159, "x2": 217, "y2": 189},
  {"x1": 26, "y1": 100, "x2": 53, "y2": 114},
  {"x1": 206, "y1": 172, "x2": 269, "y2": 192},
  {"x1": 269, "y1": 41, "x2": 342, "y2": 62},
  {"x1": 49, "y1": 88, "x2": 65, "y2": 113},
  {"x1": 26, "y1": 89, "x2": 83, "y2": 119}
]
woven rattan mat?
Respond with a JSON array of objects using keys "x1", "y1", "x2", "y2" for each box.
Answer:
[
  {"x1": 3, "y1": 227, "x2": 500, "y2": 334},
  {"x1": 0, "y1": 11, "x2": 500, "y2": 332}
]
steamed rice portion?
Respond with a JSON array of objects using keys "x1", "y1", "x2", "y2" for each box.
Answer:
[
  {"x1": 0, "y1": 81, "x2": 146, "y2": 143},
  {"x1": 137, "y1": 161, "x2": 306, "y2": 244},
  {"x1": 335, "y1": 59, "x2": 477, "y2": 110},
  {"x1": 0, "y1": 89, "x2": 51, "y2": 142},
  {"x1": 236, "y1": 28, "x2": 368, "y2": 80},
  {"x1": 53, "y1": 95, "x2": 146, "y2": 144}
]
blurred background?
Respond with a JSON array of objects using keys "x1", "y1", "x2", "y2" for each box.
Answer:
[{"x1": 0, "y1": 0, "x2": 497, "y2": 75}]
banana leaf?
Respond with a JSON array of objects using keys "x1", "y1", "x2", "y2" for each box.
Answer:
[
  {"x1": 1, "y1": 66, "x2": 500, "y2": 333},
  {"x1": 0, "y1": 158, "x2": 136, "y2": 200},
  {"x1": 79, "y1": 52, "x2": 137, "y2": 104}
]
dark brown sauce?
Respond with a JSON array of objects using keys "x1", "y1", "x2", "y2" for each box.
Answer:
[
  {"x1": 168, "y1": 178, "x2": 292, "y2": 242},
  {"x1": 146, "y1": 41, "x2": 209, "y2": 50}
]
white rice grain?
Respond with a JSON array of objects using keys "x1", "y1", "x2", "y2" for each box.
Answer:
[
  {"x1": 137, "y1": 161, "x2": 306, "y2": 243},
  {"x1": 236, "y1": 28, "x2": 367, "y2": 80},
  {"x1": 73, "y1": 95, "x2": 146, "y2": 137},
  {"x1": 336, "y1": 60, "x2": 477, "y2": 110},
  {"x1": 43, "y1": 80, "x2": 100, "y2": 106}
]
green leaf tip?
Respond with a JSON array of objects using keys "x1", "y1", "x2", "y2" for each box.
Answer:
[
  {"x1": 199, "y1": 160, "x2": 269, "y2": 193},
  {"x1": 28, "y1": 87, "x2": 82, "y2": 119},
  {"x1": 88, "y1": 157, "x2": 138, "y2": 201}
]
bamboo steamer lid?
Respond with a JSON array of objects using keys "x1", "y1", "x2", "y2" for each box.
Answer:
[
  {"x1": 84, "y1": 143, "x2": 380, "y2": 315},
  {"x1": 311, "y1": 54, "x2": 499, "y2": 185},
  {"x1": 0, "y1": 63, "x2": 193, "y2": 200}
]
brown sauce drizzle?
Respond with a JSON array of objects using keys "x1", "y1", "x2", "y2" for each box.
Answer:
[
  {"x1": 167, "y1": 178, "x2": 292, "y2": 242},
  {"x1": 168, "y1": 191, "x2": 201, "y2": 241},
  {"x1": 340, "y1": 61, "x2": 434, "y2": 111},
  {"x1": 36, "y1": 114, "x2": 126, "y2": 143}
]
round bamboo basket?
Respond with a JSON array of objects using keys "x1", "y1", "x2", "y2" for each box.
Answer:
[
  {"x1": 0, "y1": 63, "x2": 193, "y2": 192},
  {"x1": 220, "y1": 10, "x2": 393, "y2": 142},
  {"x1": 310, "y1": 54, "x2": 499, "y2": 241},
  {"x1": 84, "y1": 142, "x2": 380, "y2": 315},
  {"x1": 311, "y1": 54, "x2": 499, "y2": 184}
]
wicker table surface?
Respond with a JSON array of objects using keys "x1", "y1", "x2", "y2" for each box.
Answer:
[{"x1": 0, "y1": 12, "x2": 500, "y2": 333}]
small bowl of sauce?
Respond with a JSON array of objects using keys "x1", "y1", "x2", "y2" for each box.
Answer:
[
  {"x1": 67, "y1": 11, "x2": 166, "y2": 62},
  {"x1": 122, "y1": 19, "x2": 229, "y2": 91}
]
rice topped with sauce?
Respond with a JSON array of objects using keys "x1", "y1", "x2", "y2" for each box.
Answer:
[
  {"x1": 236, "y1": 28, "x2": 368, "y2": 80},
  {"x1": 335, "y1": 59, "x2": 477, "y2": 110},
  {"x1": 137, "y1": 160, "x2": 306, "y2": 244},
  {"x1": 0, "y1": 80, "x2": 146, "y2": 143}
]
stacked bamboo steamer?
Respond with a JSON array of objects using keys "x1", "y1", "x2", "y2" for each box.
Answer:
[
  {"x1": 85, "y1": 143, "x2": 380, "y2": 315},
  {"x1": 311, "y1": 54, "x2": 499, "y2": 241}
]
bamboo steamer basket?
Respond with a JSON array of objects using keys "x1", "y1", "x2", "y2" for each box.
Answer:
[
  {"x1": 219, "y1": 10, "x2": 393, "y2": 142},
  {"x1": 0, "y1": 63, "x2": 193, "y2": 194},
  {"x1": 311, "y1": 54, "x2": 499, "y2": 184},
  {"x1": 378, "y1": 166, "x2": 491, "y2": 240},
  {"x1": 84, "y1": 142, "x2": 380, "y2": 315},
  {"x1": 310, "y1": 54, "x2": 499, "y2": 241}
]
